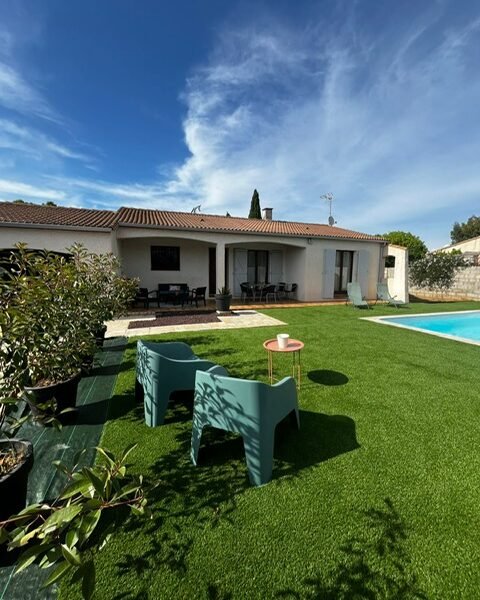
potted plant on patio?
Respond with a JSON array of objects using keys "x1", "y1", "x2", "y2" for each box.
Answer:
[{"x1": 215, "y1": 286, "x2": 232, "y2": 312}]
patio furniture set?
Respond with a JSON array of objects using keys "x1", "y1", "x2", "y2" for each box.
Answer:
[
  {"x1": 135, "y1": 339, "x2": 301, "y2": 486},
  {"x1": 135, "y1": 284, "x2": 207, "y2": 309},
  {"x1": 240, "y1": 282, "x2": 298, "y2": 303}
]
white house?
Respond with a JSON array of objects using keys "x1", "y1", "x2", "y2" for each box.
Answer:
[
  {"x1": 436, "y1": 236, "x2": 480, "y2": 261},
  {"x1": 0, "y1": 202, "x2": 408, "y2": 302}
]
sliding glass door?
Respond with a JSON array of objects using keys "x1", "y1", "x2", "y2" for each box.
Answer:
[
  {"x1": 247, "y1": 250, "x2": 269, "y2": 284},
  {"x1": 334, "y1": 251, "x2": 353, "y2": 294}
]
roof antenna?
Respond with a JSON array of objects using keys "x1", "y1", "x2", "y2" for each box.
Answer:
[
  {"x1": 321, "y1": 193, "x2": 336, "y2": 226},
  {"x1": 191, "y1": 205, "x2": 201, "y2": 214}
]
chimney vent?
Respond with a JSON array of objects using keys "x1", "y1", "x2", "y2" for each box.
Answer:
[{"x1": 262, "y1": 207, "x2": 273, "y2": 220}]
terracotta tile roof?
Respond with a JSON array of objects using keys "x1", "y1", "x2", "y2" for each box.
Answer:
[
  {"x1": 116, "y1": 207, "x2": 384, "y2": 241},
  {"x1": 0, "y1": 202, "x2": 384, "y2": 241},
  {"x1": 0, "y1": 202, "x2": 116, "y2": 229}
]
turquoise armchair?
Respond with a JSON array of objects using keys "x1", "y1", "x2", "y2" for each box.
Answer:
[
  {"x1": 191, "y1": 367, "x2": 300, "y2": 486},
  {"x1": 136, "y1": 340, "x2": 218, "y2": 427}
]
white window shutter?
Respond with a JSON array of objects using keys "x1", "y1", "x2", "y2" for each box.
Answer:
[
  {"x1": 322, "y1": 249, "x2": 336, "y2": 298},
  {"x1": 233, "y1": 249, "x2": 248, "y2": 295},
  {"x1": 356, "y1": 250, "x2": 370, "y2": 296}
]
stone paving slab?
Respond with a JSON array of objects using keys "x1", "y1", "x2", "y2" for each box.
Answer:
[{"x1": 106, "y1": 309, "x2": 286, "y2": 338}]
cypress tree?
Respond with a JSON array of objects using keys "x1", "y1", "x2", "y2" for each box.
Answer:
[{"x1": 248, "y1": 189, "x2": 261, "y2": 219}]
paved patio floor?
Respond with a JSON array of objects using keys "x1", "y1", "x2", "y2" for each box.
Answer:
[{"x1": 106, "y1": 309, "x2": 286, "y2": 338}]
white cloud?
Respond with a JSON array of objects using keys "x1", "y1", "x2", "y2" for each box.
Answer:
[
  {"x1": 0, "y1": 61, "x2": 58, "y2": 122},
  {"x1": 2, "y1": 4, "x2": 480, "y2": 252},
  {"x1": 0, "y1": 178, "x2": 65, "y2": 201},
  {"x1": 150, "y1": 7, "x2": 480, "y2": 247},
  {"x1": 0, "y1": 119, "x2": 92, "y2": 164}
]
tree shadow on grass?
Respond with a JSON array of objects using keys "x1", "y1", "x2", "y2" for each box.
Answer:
[
  {"x1": 275, "y1": 497, "x2": 428, "y2": 600},
  {"x1": 114, "y1": 405, "x2": 359, "y2": 583},
  {"x1": 308, "y1": 370, "x2": 349, "y2": 386}
]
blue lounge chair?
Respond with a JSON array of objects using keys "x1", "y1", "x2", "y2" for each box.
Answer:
[
  {"x1": 191, "y1": 366, "x2": 300, "y2": 486},
  {"x1": 346, "y1": 282, "x2": 370, "y2": 309},
  {"x1": 136, "y1": 340, "x2": 217, "y2": 427}
]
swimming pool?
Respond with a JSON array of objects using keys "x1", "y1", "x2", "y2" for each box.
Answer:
[{"x1": 365, "y1": 310, "x2": 480, "y2": 345}]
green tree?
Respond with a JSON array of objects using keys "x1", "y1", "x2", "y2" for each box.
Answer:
[
  {"x1": 42, "y1": 201, "x2": 57, "y2": 207},
  {"x1": 248, "y1": 189, "x2": 261, "y2": 219},
  {"x1": 450, "y1": 215, "x2": 480, "y2": 244},
  {"x1": 409, "y1": 252, "x2": 467, "y2": 290},
  {"x1": 382, "y1": 231, "x2": 428, "y2": 262}
]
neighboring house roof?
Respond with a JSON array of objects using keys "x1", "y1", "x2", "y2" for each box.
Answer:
[
  {"x1": 0, "y1": 202, "x2": 116, "y2": 229},
  {"x1": 0, "y1": 202, "x2": 385, "y2": 242}
]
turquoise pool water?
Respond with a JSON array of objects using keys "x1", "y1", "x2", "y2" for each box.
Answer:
[{"x1": 377, "y1": 310, "x2": 480, "y2": 343}]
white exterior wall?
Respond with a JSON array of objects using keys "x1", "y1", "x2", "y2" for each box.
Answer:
[
  {"x1": 385, "y1": 244, "x2": 409, "y2": 303},
  {"x1": 441, "y1": 237, "x2": 480, "y2": 253},
  {"x1": 302, "y1": 239, "x2": 385, "y2": 300},
  {"x1": 0, "y1": 225, "x2": 114, "y2": 254},
  {"x1": 284, "y1": 248, "x2": 305, "y2": 298},
  {"x1": 117, "y1": 226, "x2": 308, "y2": 297},
  {"x1": 116, "y1": 226, "x2": 387, "y2": 301},
  {"x1": 119, "y1": 237, "x2": 211, "y2": 290},
  {"x1": 0, "y1": 222, "x2": 398, "y2": 302}
]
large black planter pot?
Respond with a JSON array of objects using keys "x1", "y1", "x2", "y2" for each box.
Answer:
[
  {"x1": 215, "y1": 294, "x2": 232, "y2": 312},
  {"x1": 95, "y1": 324, "x2": 107, "y2": 347},
  {"x1": 24, "y1": 372, "x2": 81, "y2": 424},
  {"x1": 0, "y1": 439, "x2": 33, "y2": 566},
  {"x1": 81, "y1": 353, "x2": 95, "y2": 376}
]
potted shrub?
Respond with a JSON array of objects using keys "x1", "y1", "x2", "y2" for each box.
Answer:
[
  {"x1": 69, "y1": 244, "x2": 138, "y2": 348},
  {"x1": 0, "y1": 246, "x2": 95, "y2": 422},
  {"x1": 1, "y1": 244, "x2": 137, "y2": 422},
  {"x1": 215, "y1": 286, "x2": 232, "y2": 312}
]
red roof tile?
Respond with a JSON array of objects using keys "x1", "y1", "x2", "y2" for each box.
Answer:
[
  {"x1": 116, "y1": 207, "x2": 384, "y2": 241},
  {"x1": 0, "y1": 202, "x2": 384, "y2": 241},
  {"x1": 0, "y1": 202, "x2": 116, "y2": 229}
]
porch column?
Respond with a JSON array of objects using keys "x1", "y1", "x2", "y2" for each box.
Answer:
[{"x1": 216, "y1": 241, "x2": 225, "y2": 292}]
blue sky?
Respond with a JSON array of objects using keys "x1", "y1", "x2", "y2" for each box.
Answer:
[{"x1": 0, "y1": 0, "x2": 479, "y2": 248}]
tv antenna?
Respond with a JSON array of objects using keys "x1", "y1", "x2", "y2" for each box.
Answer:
[
  {"x1": 191, "y1": 205, "x2": 201, "y2": 214},
  {"x1": 321, "y1": 193, "x2": 336, "y2": 226}
]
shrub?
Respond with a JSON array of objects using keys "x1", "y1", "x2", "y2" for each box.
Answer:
[
  {"x1": 409, "y1": 252, "x2": 468, "y2": 291},
  {"x1": 0, "y1": 244, "x2": 137, "y2": 400}
]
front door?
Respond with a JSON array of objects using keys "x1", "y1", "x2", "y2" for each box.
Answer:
[{"x1": 334, "y1": 251, "x2": 353, "y2": 294}]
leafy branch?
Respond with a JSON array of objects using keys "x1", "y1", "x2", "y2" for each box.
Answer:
[{"x1": 0, "y1": 444, "x2": 149, "y2": 600}]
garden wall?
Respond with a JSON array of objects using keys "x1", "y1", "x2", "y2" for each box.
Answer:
[{"x1": 410, "y1": 266, "x2": 480, "y2": 301}]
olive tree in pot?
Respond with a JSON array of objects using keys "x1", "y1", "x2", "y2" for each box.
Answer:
[
  {"x1": 215, "y1": 286, "x2": 232, "y2": 312},
  {"x1": 0, "y1": 245, "x2": 96, "y2": 423}
]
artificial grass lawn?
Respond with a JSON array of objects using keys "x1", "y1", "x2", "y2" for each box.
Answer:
[{"x1": 62, "y1": 302, "x2": 480, "y2": 599}]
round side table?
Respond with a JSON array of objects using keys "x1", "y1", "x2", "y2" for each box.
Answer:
[{"x1": 263, "y1": 338, "x2": 304, "y2": 388}]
